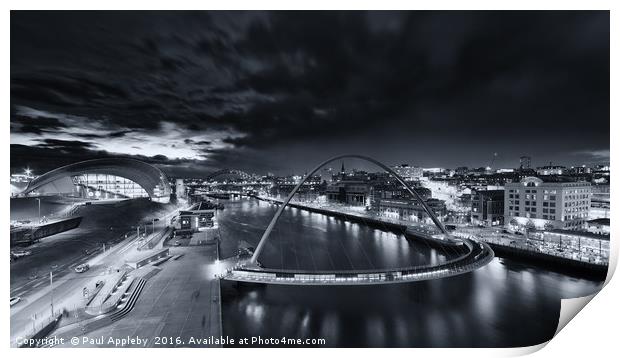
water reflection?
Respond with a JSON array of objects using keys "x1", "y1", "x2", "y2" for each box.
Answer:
[{"x1": 218, "y1": 199, "x2": 603, "y2": 347}]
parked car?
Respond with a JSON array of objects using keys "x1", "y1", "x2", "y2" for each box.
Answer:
[
  {"x1": 174, "y1": 240, "x2": 181, "y2": 246},
  {"x1": 10, "y1": 296, "x2": 21, "y2": 307},
  {"x1": 11, "y1": 250, "x2": 32, "y2": 258},
  {"x1": 75, "y1": 264, "x2": 90, "y2": 273}
]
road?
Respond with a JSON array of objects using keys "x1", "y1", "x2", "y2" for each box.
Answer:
[
  {"x1": 10, "y1": 203, "x2": 181, "y2": 346},
  {"x1": 454, "y1": 226, "x2": 609, "y2": 265},
  {"x1": 11, "y1": 228, "x2": 131, "y2": 300},
  {"x1": 10, "y1": 229, "x2": 144, "y2": 345},
  {"x1": 53, "y1": 242, "x2": 223, "y2": 347}
]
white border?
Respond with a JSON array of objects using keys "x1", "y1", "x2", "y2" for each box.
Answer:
[{"x1": 3, "y1": 1, "x2": 616, "y2": 358}]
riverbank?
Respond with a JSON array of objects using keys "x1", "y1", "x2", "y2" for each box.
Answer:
[
  {"x1": 253, "y1": 195, "x2": 467, "y2": 252},
  {"x1": 251, "y1": 195, "x2": 608, "y2": 279}
]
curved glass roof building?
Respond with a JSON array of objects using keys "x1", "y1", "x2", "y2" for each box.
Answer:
[{"x1": 21, "y1": 158, "x2": 171, "y2": 203}]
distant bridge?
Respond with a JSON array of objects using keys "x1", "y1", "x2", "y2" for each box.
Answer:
[
  {"x1": 222, "y1": 154, "x2": 494, "y2": 286},
  {"x1": 204, "y1": 169, "x2": 251, "y2": 182}
]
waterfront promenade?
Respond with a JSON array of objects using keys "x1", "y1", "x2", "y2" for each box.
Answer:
[{"x1": 253, "y1": 195, "x2": 608, "y2": 273}]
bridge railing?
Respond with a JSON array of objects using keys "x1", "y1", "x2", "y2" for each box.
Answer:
[
  {"x1": 226, "y1": 240, "x2": 494, "y2": 284},
  {"x1": 241, "y1": 239, "x2": 484, "y2": 276}
]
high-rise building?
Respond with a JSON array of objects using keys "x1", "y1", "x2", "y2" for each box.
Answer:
[
  {"x1": 519, "y1": 156, "x2": 531, "y2": 169},
  {"x1": 504, "y1": 177, "x2": 591, "y2": 231}
]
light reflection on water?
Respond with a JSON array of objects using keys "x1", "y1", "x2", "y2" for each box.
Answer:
[{"x1": 218, "y1": 199, "x2": 604, "y2": 347}]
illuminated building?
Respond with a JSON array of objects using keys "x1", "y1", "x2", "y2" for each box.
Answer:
[
  {"x1": 504, "y1": 177, "x2": 591, "y2": 231},
  {"x1": 392, "y1": 164, "x2": 423, "y2": 181},
  {"x1": 378, "y1": 198, "x2": 447, "y2": 222},
  {"x1": 19, "y1": 158, "x2": 171, "y2": 203},
  {"x1": 471, "y1": 189, "x2": 504, "y2": 227}
]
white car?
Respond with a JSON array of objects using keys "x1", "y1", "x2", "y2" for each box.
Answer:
[
  {"x1": 10, "y1": 296, "x2": 21, "y2": 307},
  {"x1": 75, "y1": 264, "x2": 90, "y2": 273},
  {"x1": 11, "y1": 250, "x2": 32, "y2": 258}
]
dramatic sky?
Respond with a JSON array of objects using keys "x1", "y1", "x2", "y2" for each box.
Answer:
[{"x1": 10, "y1": 11, "x2": 609, "y2": 177}]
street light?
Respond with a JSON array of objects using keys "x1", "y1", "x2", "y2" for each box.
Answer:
[
  {"x1": 50, "y1": 271, "x2": 54, "y2": 317},
  {"x1": 35, "y1": 198, "x2": 41, "y2": 223},
  {"x1": 152, "y1": 218, "x2": 159, "y2": 234}
]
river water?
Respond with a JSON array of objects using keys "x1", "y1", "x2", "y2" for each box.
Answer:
[{"x1": 217, "y1": 198, "x2": 604, "y2": 347}]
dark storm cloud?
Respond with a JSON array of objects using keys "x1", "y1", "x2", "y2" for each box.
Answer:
[
  {"x1": 10, "y1": 11, "x2": 609, "y2": 175},
  {"x1": 36, "y1": 138, "x2": 96, "y2": 150},
  {"x1": 11, "y1": 114, "x2": 66, "y2": 134}
]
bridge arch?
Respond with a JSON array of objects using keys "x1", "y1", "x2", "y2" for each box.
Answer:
[
  {"x1": 251, "y1": 154, "x2": 449, "y2": 264},
  {"x1": 204, "y1": 169, "x2": 251, "y2": 181}
]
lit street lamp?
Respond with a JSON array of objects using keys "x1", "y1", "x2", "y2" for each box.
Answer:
[
  {"x1": 49, "y1": 271, "x2": 54, "y2": 317},
  {"x1": 35, "y1": 198, "x2": 41, "y2": 223},
  {"x1": 152, "y1": 218, "x2": 159, "y2": 234}
]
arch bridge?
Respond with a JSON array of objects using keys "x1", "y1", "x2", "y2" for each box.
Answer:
[
  {"x1": 222, "y1": 154, "x2": 494, "y2": 285},
  {"x1": 204, "y1": 169, "x2": 252, "y2": 182}
]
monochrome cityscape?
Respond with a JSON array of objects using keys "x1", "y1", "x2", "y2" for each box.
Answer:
[{"x1": 10, "y1": 11, "x2": 609, "y2": 348}]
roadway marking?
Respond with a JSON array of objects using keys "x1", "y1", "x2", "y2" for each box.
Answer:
[
  {"x1": 32, "y1": 281, "x2": 44, "y2": 288},
  {"x1": 118, "y1": 244, "x2": 133, "y2": 254},
  {"x1": 11, "y1": 283, "x2": 31, "y2": 294}
]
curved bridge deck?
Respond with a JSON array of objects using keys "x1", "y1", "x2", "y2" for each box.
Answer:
[{"x1": 222, "y1": 239, "x2": 494, "y2": 286}]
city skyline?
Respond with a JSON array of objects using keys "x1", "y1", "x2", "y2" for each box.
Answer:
[
  {"x1": 10, "y1": 156, "x2": 610, "y2": 179},
  {"x1": 11, "y1": 11, "x2": 609, "y2": 176},
  {"x1": 9, "y1": 9, "x2": 612, "y2": 350}
]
